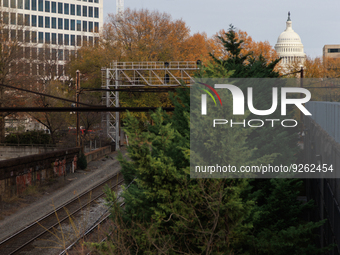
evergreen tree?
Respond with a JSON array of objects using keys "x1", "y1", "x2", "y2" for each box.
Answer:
[
  {"x1": 208, "y1": 25, "x2": 281, "y2": 78},
  {"x1": 203, "y1": 24, "x2": 297, "y2": 166},
  {"x1": 107, "y1": 87, "x2": 259, "y2": 254}
]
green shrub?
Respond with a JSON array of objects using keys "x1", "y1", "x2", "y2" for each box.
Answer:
[{"x1": 78, "y1": 152, "x2": 87, "y2": 170}]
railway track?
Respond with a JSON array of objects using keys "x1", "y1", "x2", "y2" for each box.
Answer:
[{"x1": 0, "y1": 171, "x2": 124, "y2": 255}]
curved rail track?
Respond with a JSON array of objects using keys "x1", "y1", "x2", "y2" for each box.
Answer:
[{"x1": 0, "y1": 171, "x2": 124, "y2": 255}]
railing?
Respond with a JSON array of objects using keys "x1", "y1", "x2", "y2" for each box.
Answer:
[
  {"x1": 111, "y1": 61, "x2": 199, "y2": 70},
  {"x1": 305, "y1": 101, "x2": 340, "y2": 144}
]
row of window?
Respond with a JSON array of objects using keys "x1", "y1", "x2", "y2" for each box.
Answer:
[
  {"x1": 327, "y1": 49, "x2": 340, "y2": 53},
  {"x1": 11, "y1": 47, "x2": 74, "y2": 61},
  {"x1": 3, "y1": 13, "x2": 99, "y2": 32},
  {"x1": 3, "y1": 0, "x2": 99, "y2": 18},
  {"x1": 10, "y1": 62, "x2": 66, "y2": 77},
  {"x1": 3, "y1": 29, "x2": 99, "y2": 46}
]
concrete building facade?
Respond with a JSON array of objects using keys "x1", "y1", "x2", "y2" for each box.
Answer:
[
  {"x1": 323, "y1": 45, "x2": 340, "y2": 59},
  {"x1": 0, "y1": 0, "x2": 103, "y2": 78}
]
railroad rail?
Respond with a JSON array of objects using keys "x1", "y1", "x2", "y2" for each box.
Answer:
[{"x1": 0, "y1": 172, "x2": 124, "y2": 255}]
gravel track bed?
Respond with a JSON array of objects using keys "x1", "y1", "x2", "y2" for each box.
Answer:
[{"x1": 0, "y1": 148, "x2": 126, "y2": 243}]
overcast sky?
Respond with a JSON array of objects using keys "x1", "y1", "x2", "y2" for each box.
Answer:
[{"x1": 102, "y1": 0, "x2": 340, "y2": 58}]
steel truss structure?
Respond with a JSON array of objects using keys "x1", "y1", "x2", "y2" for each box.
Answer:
[{"x1": 101, "y1": 61, "x2": 199, "y2": 150}]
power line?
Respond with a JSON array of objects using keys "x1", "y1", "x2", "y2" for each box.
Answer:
[
  {"x1": 0, "y1": 107, "x2": 175, "y2": 112},
  {"x1": 0, "y1": 83, "x2": 99, "y2": 107}
]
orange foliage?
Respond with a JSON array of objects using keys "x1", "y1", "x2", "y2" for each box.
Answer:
[{"x1": 103, "y1": 9, "x2": 211, "y2": 63}]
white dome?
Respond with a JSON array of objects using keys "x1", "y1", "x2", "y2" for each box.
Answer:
[{"x1": 274, "y1": 12, "x2": 305, "y2": 65}]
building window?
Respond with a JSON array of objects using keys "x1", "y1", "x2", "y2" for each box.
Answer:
[
  {"x1": 88, "y1": 0, "x2": 92, "y2": 2},
  {"x1": 3, "y1": 13, "x2": 9, "y2": 24},
  {"x1": 58, "y1": 33, "x2": 63, "y2": 45},
  {"x1": 52, "y1": 49, "x2": 56, "y2": 60},
  {"x1": 45, "y1": 16, "x2": 50, "y2": 28},
  {"x1": 89, "y1": 21, "x2": 93, "y2": 32},
  {"x1": 51, "y1": 1, "x2": 56, "y2": 12},
  {"x1": 18, "y1": 14, "x2": 23, "y2": 25},
  {"x1": 76, "y1": 5, "x2": 81, "y2": 16},
  {"x1": 83, "y1": 5, "x2": 87, "y2": 16},
  {"x1": 10, "y1": 0, "x2": 16, "y2": 8},
  {"x1": 94, "y1": 0, "x2": 98, "y2": 3},
  {"x1": 38, "y1": 16, "x2": 43, "y2": 27},
  {"x1": 83, "y1": 21, "x2": 87, "y2": 32},
  {"x1": 38, "y1": 0, "x2": 43, "y2": 11},
  {"x1": 18, "y1": 30, "x2": 23, "y2": 42},
  {"x1": 89, "y1": 36, "x2": 93, "y2": 46},
  {"x1": 52, "y1": 17, "x2": 56, "y2": 28},
  {"x1": 24, "y1": 14, "x2": 30, "y2": 26},
  {"x1": 10, "y1": 13, "x2": 16, "y2": 25},
  {"x1": 58, "y1": 49, "x2": 63, "y2": 60},
  {"x1": 32, "y1": 15, "x2": 37, "y2": 26},
  {"x1": 11, "y1": 30, "x2": 16, "y2": 41},
  {"x1": 83, "y1": 36, "x2": 87, "y2": 46},
  {"x1": 25, "y1": 31, "x2": 30, "y2": 42},
  {"x1": 328, "y1": 48, "x2": 340, "y2": 53},
  {"x1": 52, "y1": 33, "x2": 56, "y2": 44},
  {"x1": 70, "y1": 19, "x2": 75, "y2": 30},
  {"x1": 58, "y1": 18, "x2": 62, "y2": 29},
  {"x1": 25, "y1": 0, "x2": 29, "y2": 10},
  {"x1": 88, "y1": 7, "x2": 93, "y2": 17},
  {"x1": 71, "y1": 4, "x2": 75, "y2": 15},
  {"x1": 32, "y1": 31, "x2": 37, "y2": 42},
  {"x1": 58, "y1": 2, "x2": 62, "y2": 13},
  {"x1": 45, "y1": 0, "x2": 49, "y2": 11},
  {"x1": 71, "y1": 34, "x2": 75, "y2": 45},
  {"x1": 94, "y1": 22, "x2": 99, "y2": 32},
  {"x1": 38, "y1": 32, "x2": 43, "y2": 43},
  {"x1": 64, "y1": 3, "x2": 69, "y2": 14},
  {"x1": 94, "y1": 7, "x2": 98, "y2": 18},
  {"x1": 76, "y1": 20, "x2": 81, "y2": 31},
  {"x1": 18, "y1": 0, "x2": 23, "y2": 9},
  {"x1": 64, "y1": 19, "x2": 69, "y2": 30},
  {"x1": 45, "y1": 32, "x2": 50, "y2": 43},
  {"x1": 3, "y1": 0, "x2": 9, "y2": 7},
  {"x1": 77, "y1": 35, "x2": 81, "y2": 46},
  {"x1": 64, "y1": 34, "x2": 69, "y2": 45},
  {"x1": 65, "y1": 49, "x2": 69, "y2": 61},
  {"x1": 31, "y1": 0, "x2": 36, "y2": 10}
]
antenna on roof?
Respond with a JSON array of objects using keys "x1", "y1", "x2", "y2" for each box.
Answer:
[{"x1": 116, "y1": 0, "x2": 124, "y2": 19}]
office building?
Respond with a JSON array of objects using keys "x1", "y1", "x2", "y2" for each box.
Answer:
[{"x1": 0, "y1": 0, "x2": 103, "y2": 78}]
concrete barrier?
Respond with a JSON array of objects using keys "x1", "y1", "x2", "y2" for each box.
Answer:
[
  {"x1": 85, "y1": 146, "x2": 111, "y2": 163},
  {"x1": 0, "y1": 144, "x2": 58, "y2": 161}
]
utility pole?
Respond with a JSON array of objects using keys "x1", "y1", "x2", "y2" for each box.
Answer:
[
  {"x1": 76, "y1": 70, "x2": 80, "y2": 147},
  {"x1": 300, "y1": 66, "x2": 304, "y2": 132}
]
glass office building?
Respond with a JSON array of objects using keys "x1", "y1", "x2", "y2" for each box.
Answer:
[{"x1": 1, "y1": 0, "x2": 103, "y2": 78}]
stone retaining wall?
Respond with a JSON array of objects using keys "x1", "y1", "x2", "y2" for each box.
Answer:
[{"x1": 0, "y1": 148, "x2": 80, "y2": 198}]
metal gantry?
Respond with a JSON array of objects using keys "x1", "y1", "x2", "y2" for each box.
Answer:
[{"x1": 101, "y1": 61, "x2": 199, "y2": 149}]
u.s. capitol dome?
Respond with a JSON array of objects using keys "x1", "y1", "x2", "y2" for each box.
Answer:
[{"x1": 274, "y1": 12, "x2": 306, "y2": 66}]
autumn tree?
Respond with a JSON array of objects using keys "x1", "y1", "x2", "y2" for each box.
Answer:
[
  {"x1": 0, "y1": 23, "x2": 37, "y2": 142},
  {"x1": 28, "y1": 81, "x2": 71, "y2": 144}
]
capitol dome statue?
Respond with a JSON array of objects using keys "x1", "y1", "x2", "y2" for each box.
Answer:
[{"x1": 274, "y1": 12, "x2": 306, "y2": 67}]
